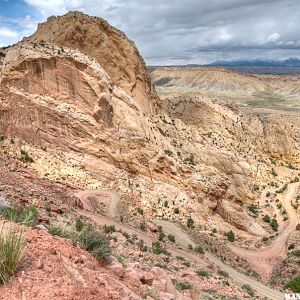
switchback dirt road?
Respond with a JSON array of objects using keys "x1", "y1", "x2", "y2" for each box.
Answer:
[
  {"x1": 77, "y1": 189, "x2": 284, "y2": 300},
  {"x1": 230, "y1": 183, "x2": 300, "y2": 279}
]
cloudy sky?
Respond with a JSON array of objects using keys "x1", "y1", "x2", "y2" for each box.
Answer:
[{"x1": 0, "y1": 0, "x2": 300, "y2": 65}]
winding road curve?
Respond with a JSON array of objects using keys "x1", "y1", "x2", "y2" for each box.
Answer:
[
  {"x1": 230, "y1": 182, "x2": 300, "y2": 279},
  {"x1": 76, "y1": 189, "x2": 286, "y2": 300}
]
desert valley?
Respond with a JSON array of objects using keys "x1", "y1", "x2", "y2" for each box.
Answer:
[{"x1": 0, "y1": 9, "x2": 299, "y2": 300}]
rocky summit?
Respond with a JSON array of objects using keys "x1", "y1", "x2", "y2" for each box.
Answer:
[{"x1": 0, "y1": 11, "x2": 299, "y2": 300}]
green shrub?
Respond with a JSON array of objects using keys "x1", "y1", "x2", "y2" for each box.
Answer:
[
  {"x1": 182, "y1": 154, "x2": 196, "y2": 166},
  {"x1": 194, "y1": 245, "x2": 205, "y2": 254},
  {"x1": 137, "y1": 208, "x2": 144, "y2": 215},
  {"x1": 173, "y1": 280, "x2": 192, "y2": 290},
  {"x1": 276, "y1": 184, "x2": 288, "y2": 194},
  {"x1": 271, "y1": 169, "x2": 278, "y2": 177},
  {"x1": 292, "y1": 250, "x2": 300, "y2": 257},
  {"x1": 173, "y1": 208, "x2": 180, "y2": 214},
  {"x1": 75, "y1": 218, "x2": 85, "y2": 232},
  {"x1": 284, "y1": 276, "x2": 300, "y2": 292},
  {"x1": 0, "y1": 205, "x2": 38, "y2": 227},
  {"x1": 114, "y1": 254, "x2": 125, "y2": 266},
  {"x1": 182, "y1": 261, "x2": 191, "y2": 267},
  {"x1": 224, "y1": 230, "x2": 235, "y2": 242},
  {"x1": 270, "y1": 218, "x2": 279, "y2": 231},
  {"x1": 104, "y1": 225, "x2": 116, "y2": 234},
  {"x1": 253, "y1": 185, "x2": 259, "y2": 192},
  {"x1": 263, "y1": 215, "x2": 271, "y2": 223},
  {"x1": 20, "y1": 150, "x2": 34, "y2": 163},
  {"x1": 212, "y1": 228, "x2": 217, "y2": 233},
  {"x1": 152, "y1": 241, "x2": 166, "y2": 255},
  {"x1": 142, "y1": 289, "x2": 159, "y2": 300},
  {"x1": 248, "y1": 204, "x2": 259, "y2": 217},
  {"x1": 242, "y1": 284, "x2": 254, "y2": 296},
  {"x1": 47, "y1": 225, "x2": 63, "y2": 237},
  {"x1": 0, "y1": 223, "x2": 25, "y2": 283},
  {"x1": 218, "y1": 270, "x2": 229, "y2": 278},
  {"x1": 158, "y1": 231, "x2": 165, "y2": 241},
  {"x1": 139, "y1": 221, "x2": 147, "y2": 232},
  {"x1": 47, "y1": 221, "x2": 78, "y2": 240},
  {"x1": 76, "y1": 227, "x2": 111, "y2": 261},
  {"x1": 164, "y1": 150, "x2": 173, "y2": 157},
  {"x1": 168, "y1": 234, "x2": 176, "y2": 243},
  {"x1": 197, "y1": 270, "x2": 210, "y2": 277},
  {"x1": 187, "y1": 216, "x2": 195, "y2": 228}
]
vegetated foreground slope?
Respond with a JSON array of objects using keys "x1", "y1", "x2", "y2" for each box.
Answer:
[{"x1": 0, "y1": 11, "x2": 299, "y2": 299}]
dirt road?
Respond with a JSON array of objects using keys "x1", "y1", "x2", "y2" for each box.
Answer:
[
  {"x1": 230, "y1": 182, "x2": 300, "y2": 279},
  {"x1": 77, "y1": 189, "x2": 284, "y2": 300},
  {"x1": 75, "y1": 190, "x2": 121, "y2": 218},
  {"x1": 154, "y1": 220, "x2": 284, "y2": 300}
]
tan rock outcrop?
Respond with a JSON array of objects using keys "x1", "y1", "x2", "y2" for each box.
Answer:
[
  {"x1": 1, "y1": 12, "x2": 297, "y2": 236},
  {"x1": 25, "y1": 11, "x2": 160, "y2": 116}
]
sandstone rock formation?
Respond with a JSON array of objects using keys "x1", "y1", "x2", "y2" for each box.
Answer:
[
  {"x1": 1, "y1": 12, "x2": 299, "y2": 237},
  {"x1": 25, "y1": 11, "x2": 160, "y2": 116}
]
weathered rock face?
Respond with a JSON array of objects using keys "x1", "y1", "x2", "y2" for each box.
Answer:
[
  {"x1": 1, "y1": 12, "x2": 295, "y2": 235},
  {"x1": 25, "y1": 11, "x2": 160, "y2": 116}
]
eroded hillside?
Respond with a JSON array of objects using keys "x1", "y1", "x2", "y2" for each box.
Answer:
[{"x1": 0, "y1": 11, "x2": 299, "y2": 299}]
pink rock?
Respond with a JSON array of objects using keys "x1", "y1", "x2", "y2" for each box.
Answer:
[
  {"x1": 140, "y1": 271, "x2": 154, "y2": 285},
  {"x1": 105, "y1": 255, "x2": 125, "y2": 278},
  {"x1": 150, "y1": 267, "x2": 176, "y2": 294},
  {"x1": 127, "y1": 262, "x2": 141, "y2": 269},
  {"x1": 147, "y1": 222, "x2": 158, "y2": 232},
  {"x1": 111, "y1": 232, "x2": 127, "y2": 244},
  {"x1": 124, "y1": 268, "x2": 142, "y2": 288},
  {"x1": 152, "y1": 279, "x2": 167, "y2": 292},
  {"x1": 159, "y1": 292, "x2": 176, "y2": 300}
]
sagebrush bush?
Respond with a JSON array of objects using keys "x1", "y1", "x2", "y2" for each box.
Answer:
[
  {"x1": 152, "y1": 241, "x2": 167, "y2": 255},
  {"x1": 224, "y1": 230, "x2": 235, "y2": 242},
  {"x1": 242, "y1": 284, "x2": 254, "y2": 296},
  {"x1": 76, "y1": 227, "x2": 111, "y2": 261},
  {"x1": 285, "y1": 275, "x2": 300, "y2": 292},
  {"x1": 197, "y1": 270, "x2": 210, "y2": 277},
  {"x1": 172, "y1": 279, "x2": 192, "y2": 290},
  {"x1": 75, "y1": 218, "x2": 85, "y2": 232},
  {"x1": 47, "y1": 222, "x2": 111, "y2": 261},
  {"x1": 0, "y1": 205, "x2": 38, "y2": 227},
  {"x1": 194, "y1": 245, "x2": 205, "y2": 254},
  {"x1": 0, "y1": 222, "x2": 25, "y2": 283}
]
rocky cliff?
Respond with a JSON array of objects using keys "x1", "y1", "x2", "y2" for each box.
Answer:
[
  {"x1": 25, "y1": 11, "x2": 160, "y2": 116},
  {"x1": 1, "y1": 12, "x2": 298, "y2": 236}
]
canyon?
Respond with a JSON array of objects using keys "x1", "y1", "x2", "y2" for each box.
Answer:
[{"x1": 0, "y1": 11, "x2": 299, "y2": 300}]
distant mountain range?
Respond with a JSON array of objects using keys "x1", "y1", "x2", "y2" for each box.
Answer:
[
  {"x1": 205, "y1": 58, "x2": 300, "y2": 67},
  {"x1": 202, "y1": 58, "x2": 300, "y2": 74}
]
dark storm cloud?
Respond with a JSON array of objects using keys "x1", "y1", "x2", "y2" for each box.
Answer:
[{"x1": 1, "y1": 0, "x2": 300, "y2": 64}]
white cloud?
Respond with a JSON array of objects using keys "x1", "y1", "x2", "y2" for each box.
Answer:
[
  {"x1": 24, "y1": 0, "x2": 88, "y2": 16},
  {"x1": 1, "y1": 0, "x2": 300, "y2": 64},
  {"x1": 0, "y1": 27, "x2": 18, "y2": 38},
  {"x1": 265, "y1": 32, "x2": 280, "y2": 43}
]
